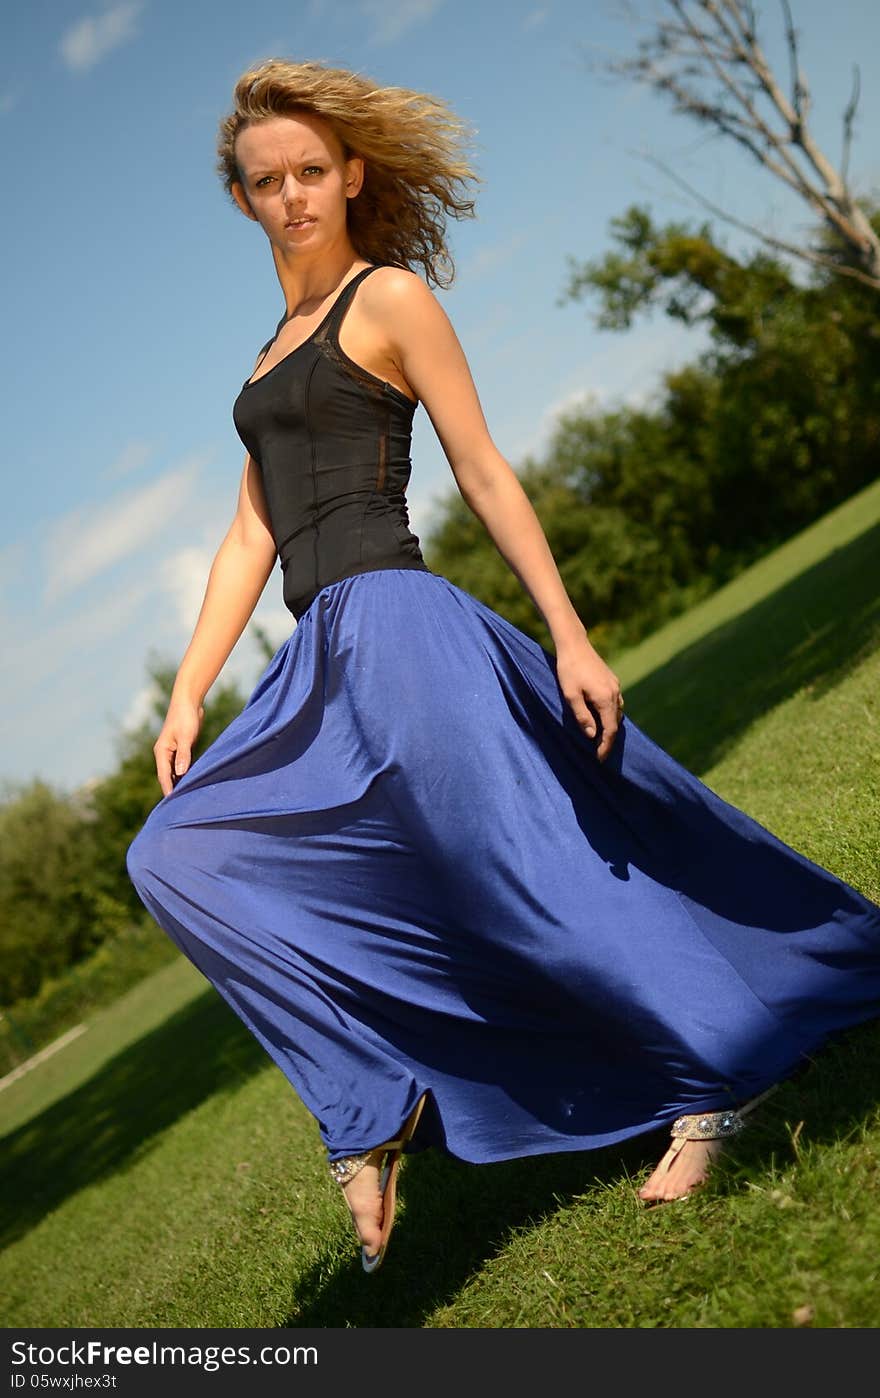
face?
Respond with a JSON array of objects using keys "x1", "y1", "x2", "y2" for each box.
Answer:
[{"x1": 231, "y1": 111, "x2": 364, "y2": 254}]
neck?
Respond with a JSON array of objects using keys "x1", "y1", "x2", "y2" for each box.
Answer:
[{"x1": 270, "y1": 240, "x2": 369, "y2": 321}]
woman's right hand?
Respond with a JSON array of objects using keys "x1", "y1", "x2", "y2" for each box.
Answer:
[{"x1": 153, "y1": 698, "x2": 205, "y2": 796}]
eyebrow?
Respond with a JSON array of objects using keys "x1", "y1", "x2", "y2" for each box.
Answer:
[{"x1": 248, "y1": 157, "x2": 326, "y2": 175}]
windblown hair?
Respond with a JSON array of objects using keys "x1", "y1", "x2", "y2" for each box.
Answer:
[{"x1": 216, "y1": 57, "x2": 483, "y2": 288}]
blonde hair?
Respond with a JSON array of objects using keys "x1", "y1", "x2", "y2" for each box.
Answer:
[{"x1": 216, "y1": 57, "x2": 484, "y2": 288}]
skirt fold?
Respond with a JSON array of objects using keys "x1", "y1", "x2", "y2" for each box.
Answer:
[{"x1": 126, "y1": 568, "x2": 880, "y2": 1164}]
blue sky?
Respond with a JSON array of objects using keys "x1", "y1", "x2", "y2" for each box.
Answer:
[{"x1": 3, "y1": 0, "x2": 879, "y2": 796}]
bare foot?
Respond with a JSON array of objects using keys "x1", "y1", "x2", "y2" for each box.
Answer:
[
  {"x1": 638, "y1": 1135, "x2": 725, "y2": 1203},
  {"x1": 341, "y1": 1149, "x2": 386, "y2": 1257}
]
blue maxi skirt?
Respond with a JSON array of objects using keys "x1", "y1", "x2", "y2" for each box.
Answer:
[{"x1": 126, "y1": 567, "x2": 880, "y2": 1168}]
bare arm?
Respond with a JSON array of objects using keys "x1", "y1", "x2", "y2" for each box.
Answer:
[
  {"x1": 170, "y1": 454, "x2": 277, "y2": 707},
  {"x1": 365, "y1": 268, "x2": 624, "y2": 761},
  {"x1": 153, "y1": 422, "x2": 278, "y2": 794}
]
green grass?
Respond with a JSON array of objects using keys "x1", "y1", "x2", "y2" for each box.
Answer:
[
  {"x1": 2, "y1": 477, "x2": 879, "y2": 1328},
  {"x1": 613, "y1": 476, "x2": 880, "y2": 905},
  {"x1": 0, "y1": 915, "x2": 180, "y2": 1076}
]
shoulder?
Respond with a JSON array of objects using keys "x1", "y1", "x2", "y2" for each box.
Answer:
[
  {"x1": 361, "y1": 265, "x2": 439, "y2": 318},
  {"x1": 360, "y1": 265, "x2": 452, "y2": 351}
]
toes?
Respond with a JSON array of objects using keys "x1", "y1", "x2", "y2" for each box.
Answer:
[
  {"x1": 638, "y1": 1138, "x2": 721, "y2": 1203},
  {"x1": 342, "y1": 1173, "x2": 385, "y2": 1252},
  {"x1": 351, "y1": 1208, "x2": 383, "y2": 1253},
  {"x1": 639, "y1": 1182, "x2": 697, "y2": 1204}
]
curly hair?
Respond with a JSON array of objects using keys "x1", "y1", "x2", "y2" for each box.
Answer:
[{"x1": 216, "y1": 57, "x2": 484, "y2": 288}]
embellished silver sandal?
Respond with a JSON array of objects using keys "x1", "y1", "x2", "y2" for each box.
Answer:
[
  {"x1": 642, "y1": 1085, "x2": 778, "y2": 1203},
  {"x1": 329, "y1": 1092, "x2": 427, "y2": 1273}
]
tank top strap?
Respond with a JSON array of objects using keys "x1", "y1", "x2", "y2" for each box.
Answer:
[
  {"x1": 262, "y1": 264, "x2": 381, "y2": 363},
  {"x1": 323, "y1": 264, "x2": 382, "y2": 341}
]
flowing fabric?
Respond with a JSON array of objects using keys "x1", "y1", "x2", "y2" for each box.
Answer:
[{"x1": 126, "y1": 566, "x2": 880, "y2": 1166}]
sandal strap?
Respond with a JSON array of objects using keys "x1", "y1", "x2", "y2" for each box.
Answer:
[
  {"x1": 670, "y1": 1108, "x2": 744, "y2": 1140},
  {"x1": 328, "y1": 1135, "x2": 406, "y2": 1188},
  {"x1": 670, "y1": 1085, "x2": 779, "y2": 1141},
  {"x1": 329, "y1": 1151, "x2": 375, "y2": 1186}
]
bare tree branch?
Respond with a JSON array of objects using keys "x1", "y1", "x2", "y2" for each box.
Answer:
[
  {"x1": 640, "y1": 152, "x2": 880, "y2": 289},
  {"x1": 671, "y1": 0, "x2": 815, "y2": 200},
  {"x1": 726, "y1": 0, "x2": 758, "y2": 44},
  {"x1": 841, "y1": 65, "x2": 860, "y2": 191},
  {"x1": 710, "y1": 1, "x2": 877, "y2": 255},
  {"x1": 780, "y1": 0, "x2": 809, "y2": 132},
  {"x1": 597, "y1": 0, "x2": 880, "y2": 287}
]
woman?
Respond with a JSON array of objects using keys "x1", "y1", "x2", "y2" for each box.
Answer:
[{"x1": 126, "y1": 57, "x2": 880, "y2": 1273}]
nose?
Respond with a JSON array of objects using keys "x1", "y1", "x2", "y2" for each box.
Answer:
[{"x1": 281, "y1": 174, "x2": 306, "y2": 206}]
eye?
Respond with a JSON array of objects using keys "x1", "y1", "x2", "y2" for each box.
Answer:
[{"x1": 255, "y1": 167, "x2": 322, "y2": 188}]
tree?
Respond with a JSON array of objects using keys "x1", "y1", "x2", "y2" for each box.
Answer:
[
  {"x1": 0, "y1": 633, "x2": 267, "y2": 1007},
  {"x1": 0, "y1": 780, "x2": 106, "y2": 1004},
  {"x1": 426, "y1": 206, "x2": 880, "y2": 650},
  {"x1": 562, "y1": 199, "x2": 880, "y2": 530},
  {"x1": 594, "y1": 0, "x2": 880, "y2": 289},
  {"x1": 87, "y1": 652, "x2": 248, "y2": 926},
  {"x1": 250, "y1": 620, "x2": 284, "y2": 664}
]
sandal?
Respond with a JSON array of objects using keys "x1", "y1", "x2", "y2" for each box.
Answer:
[
  {"x1": 640, "y1": 1085, "x2": 778, "y2": 1204},
  {"x1": 329, "y1": 1092, "x2": 428, "y2": 1273}
]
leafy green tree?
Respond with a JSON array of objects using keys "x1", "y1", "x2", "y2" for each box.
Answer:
[
  {"x1": 560, "y1": 203, "x2": 880, "y2": 548},
  {"x1": 0, "y1": 649, "x2": 251, "y2": 1007},
  {"x1": 87, "y1": 650, "x2": 248, "y2": 925},
  {"x1": 0, "y1": 780, "x2": 106, "y2": 1005},
  {"x1": 425, "y1": 204, "x2": 880, "y2": 651}
]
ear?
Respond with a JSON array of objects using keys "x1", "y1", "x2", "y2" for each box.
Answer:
[
  {"x1": 231, "y1": 180, "x2": 258, "y2": 222},
  {"x1": 344, "y1": 155, "x2": 366, "y2": 199}
]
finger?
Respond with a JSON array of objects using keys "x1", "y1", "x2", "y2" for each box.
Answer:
[
  {"x1": 596, "y1": 729, "x2": 617, "y2": 762},
  {"x1": 596, "y1": 703, "x2": 620, "y2": 763},
  {"x1": 565, "y1": 694, "x2": 597, "y2": 740},
  {"x1": 154, "y1": 744, "x2": 175, "y2": 798},
  {"x1": 172, "y1": 745, "x2": 192, "y2": 785}
]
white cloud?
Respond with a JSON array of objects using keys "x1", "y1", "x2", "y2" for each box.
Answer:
[
  {"x1": 158, "y1": 544, "x2": 216, "y2": 633},
  {"x1": 252, "y1": 597, "x2": 296, "y2": 647},
  {"x1": 515, "y1": 385, "x2": 602, "y2": 463},
  {"x1": 456, "y1": 303, "x2": 515, "y2": 362},
  {"x1": 456, "y1": 231, "x2": 533, "y2": 289},
  {"x1": 0, "y1": 538, "x2": 27, "y2": 598},
  {"x1": 103, "y1": 440, "x2": 154, "y2": 481},
  {"x1": 43, "y1": 454, "x2": 207, "y2": 603},
  {"x1": 522, "y1": 7, "x2": 550, "y2": 31},
  {"x1": 4, "y1": 574, "x2": 157, "y2": 690},
  {"x1": 157, "y1": 540, "x2": 295, "y2": 647},
  {"x1": 515, "y1": 320, "x2": 707, "y2": 461},
  {"x1": 0, "y1": 524, "x2": 295, "y2": 791},
  {"x1": 59, "y1": 2, "x2": 145, "y2": 73},
  {"x1": 121, "y1": 679, "x2": 161, "y2": 733},
  {"x1": 395, "y1": 458, "x2": 447, "y2": 543},
  {"x1": 359, "y1": 0, "x2": 445, "y2": 46}
]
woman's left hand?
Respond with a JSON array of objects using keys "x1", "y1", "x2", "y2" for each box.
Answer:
[{"x1": 554, "y1": 634, "x2": 624, "y2": 763}]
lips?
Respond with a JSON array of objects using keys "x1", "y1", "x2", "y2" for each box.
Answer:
[{"x1": 286, "y1": 218, "x2": 314, "y2": 228}]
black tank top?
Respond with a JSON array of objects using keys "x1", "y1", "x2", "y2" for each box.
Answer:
[{"x1": 232, "y1": 263, "x2": 431, "y2": 619}]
